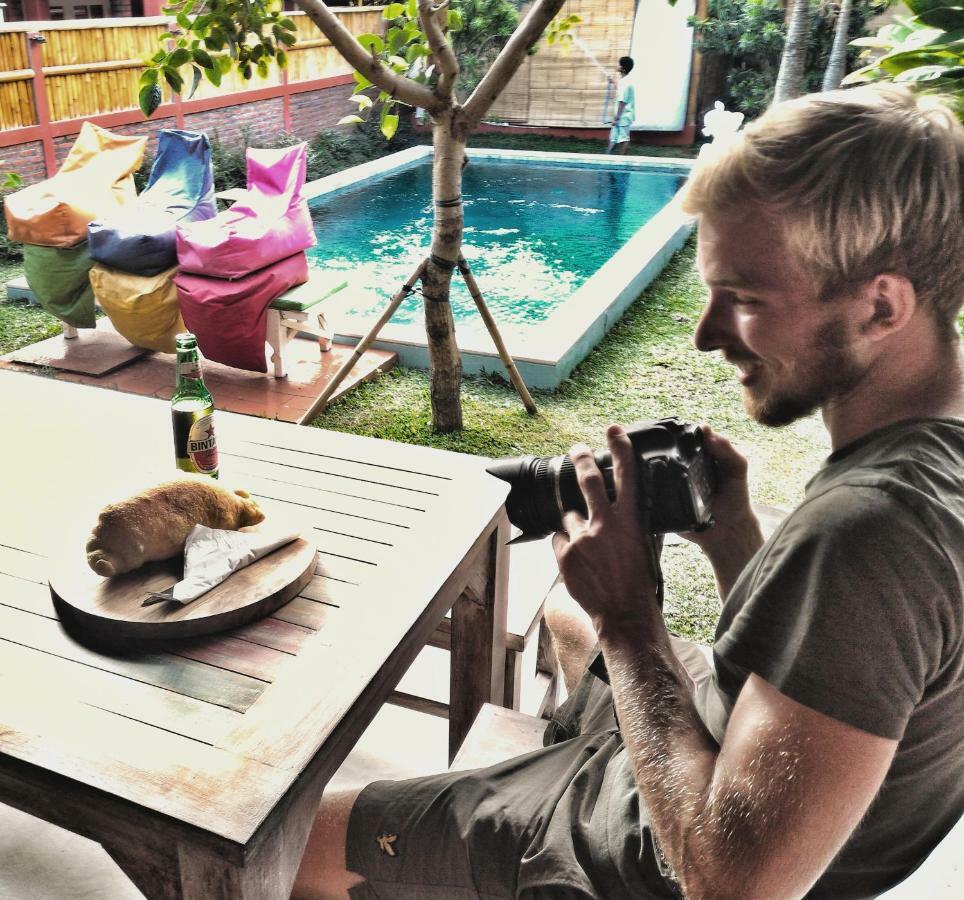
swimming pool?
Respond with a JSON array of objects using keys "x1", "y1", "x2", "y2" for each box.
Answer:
[{"x1": 303, "y1": 146, "x2": 694, "y2": 389}]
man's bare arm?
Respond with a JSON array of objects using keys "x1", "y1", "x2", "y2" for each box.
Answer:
[
  {"x1": 554, "y1": 426, "x2": 896, "y2": 898},
  {"x1": 600, "y1": 621, "x2": 896, "y2": 898}
]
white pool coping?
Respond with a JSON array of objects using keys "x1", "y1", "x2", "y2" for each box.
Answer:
[{"x1": 306, "y1": 146, "x2": 695, "y2": 389}]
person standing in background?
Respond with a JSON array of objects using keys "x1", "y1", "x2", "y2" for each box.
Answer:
[{"x1": 607, "y1": 56, "x2": 636, "y2": 154}]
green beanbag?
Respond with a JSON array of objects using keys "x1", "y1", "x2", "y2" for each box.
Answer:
[{"x1": 23, "y1": 242, "x2": 96, "y2": 329}]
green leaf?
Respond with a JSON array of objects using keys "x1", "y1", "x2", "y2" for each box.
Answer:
[
  {"x1": 204, "y1": 64, "x2": 222, "y2": 87},
  {"x1": 388, "y1": 54, "x2": 407, "y2": 69},
  {"x1": 192, "y1": 47, "x2": 214, "y2": 69},
  {"x1": 276, "y1": 49, "x2": 288, "y2": 70},
  {"x1": 168, "y1": 47, "x2": 191, "y2": 68},
  {"x1": 338, "y1": 114, "x2": 365, "y2": 125},
  {"x1": 384, "y1": 2, "x2": 405, "y2": 19},
  {"x1": 380, "y1": 113, "x2": 399, "y2": 141},
  {"x1": 218, "y1": 54, "x2": 233, "y2": 75},
  {"x1": 407, "y1": 0, "x2": 417, "y2": 19},
  {"x1": 176, "y1": 11, "x2": 191, "y2": 30},
  {"x1": 387, "y1": 28, "x2": 407, "y2": 54},
  {"x1": 163, "y1": 66, "x2": 183, "y2": 93},
  {"x1": 915, "y1": 6, "x2": 964, "y2": 30},
  {"x1": 138, "y1": 82, "x2": 163, "y2": 118},
  {"x1": 405, "y1": 42, "x2": 431, "y2": 62},
  {"x1": 2, "y1": 172, "x2": 24, "y2": 189},
  {"x1": 257, "y1": 59, "x2": 270, "y2": 79},
  {"x1": 351, "y1": 93, "x2": 374, "y2": 111},
  {"x1": 353, "y1": 69, "x2": 373, "y2": 91},
  {"x1": 357, "y1": 33, "x2": 385, "y2": 54},
  {"x1": 138, "y1": 68, "x2": 159, "y2": 87},
  {"x1": 894, "y1": 63, "x2": 952, "y2": 81},
  {"x1": 447, "y1": 9, "x2": 463, "y2": 31},
  {"x1": 151, "y1": 49, "x2": 167, "y2": 64},
  {"x1": 186, "y1": 64, "x2": 202, "y2": 100}
]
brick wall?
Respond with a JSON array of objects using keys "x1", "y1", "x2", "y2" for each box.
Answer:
[
  {"x1": 184, "y1": 98, "x2": 286, "y2": 149},
  {"x1": 289, "y1": 83, "x2": 355, "y2": 141},
  {"x1": 0, "y1": 141, "x2": 47, "y2": 185}
]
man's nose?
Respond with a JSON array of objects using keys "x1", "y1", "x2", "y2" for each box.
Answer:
[{"x1": 693, "y1": 295, "x2": 731, "y2": 353}]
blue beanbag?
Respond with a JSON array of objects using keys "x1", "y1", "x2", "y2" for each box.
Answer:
[{"x1": 88, "y1": 129, "x2": 216, "y2": 276}]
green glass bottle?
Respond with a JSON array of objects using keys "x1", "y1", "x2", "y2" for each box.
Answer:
[{"x1": 171, "y1": 332, "x2": 219, "y2": 479}]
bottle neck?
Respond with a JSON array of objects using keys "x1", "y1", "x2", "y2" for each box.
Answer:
[{"x1": 174, "y1": 351, "x2": 208, "y2": 398}]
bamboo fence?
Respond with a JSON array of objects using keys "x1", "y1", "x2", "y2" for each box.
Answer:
[
  {"x1": 487, "y1": 0, "x2": 637, "y2": 128},
  {"x1": 0, "y1": 8, "x2": 383, "y2": 130}
]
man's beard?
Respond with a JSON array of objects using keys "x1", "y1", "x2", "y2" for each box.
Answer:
[{"x1": 746, "y1": 319, "x2": 865, "y2": 427}]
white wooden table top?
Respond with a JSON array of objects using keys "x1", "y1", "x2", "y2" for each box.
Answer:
[{"x1": 0, "y1": 369, "x2": 508, "y2": 860}]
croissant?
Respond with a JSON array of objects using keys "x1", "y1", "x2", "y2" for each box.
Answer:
[{"x1": 85, "y1": 478, "x2": 265, "y2": 577}]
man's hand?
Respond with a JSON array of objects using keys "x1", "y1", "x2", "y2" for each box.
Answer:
[
  {"x1": 683, "y1": 426, "x2": 764, "y2": 600},
  {"x1": 551, "y1": 425, "x2": 661, "y2": 634}
]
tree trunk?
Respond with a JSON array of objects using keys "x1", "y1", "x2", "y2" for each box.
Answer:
[
  {"x1": 773, "y1": 0, "x2": 811, "y2": 104},
  {"x1": 821, "y1": 0, "x2": 853, "y2": 91},
  {"x1": 422, "y1": 112, "x2": 467, "y2": 433}
]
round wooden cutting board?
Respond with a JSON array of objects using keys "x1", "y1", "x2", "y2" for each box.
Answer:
[{"x1": 49, "y1": 538, "x2": 317, "y2": 646}]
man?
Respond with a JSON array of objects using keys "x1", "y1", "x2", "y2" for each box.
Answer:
[
  {"x1": 607, "y1": 56, "x2": 636, "y2": 155},
  {"x1": 293, "y1": 86, "x2": 964, "y2": 899}
]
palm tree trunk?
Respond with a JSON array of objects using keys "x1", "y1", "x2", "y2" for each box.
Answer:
[
  {"x1": 821, "y1": 0, "x2": 853, "y2": 91},
  {"x1": 773, "y1": 0, "x2": 811, "y2": 104},
  {"x1": 423, "y1": 113, "x2": 466, "y2": 433}
]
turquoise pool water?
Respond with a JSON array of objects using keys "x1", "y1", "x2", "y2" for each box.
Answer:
[{"x1": 306, "y1": 158, "x2": 685, "y2": 327}]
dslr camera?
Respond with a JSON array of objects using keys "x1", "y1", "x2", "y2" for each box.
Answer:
[{"x1": 486, "y1": 417, "x2": 715, "y2": 541}]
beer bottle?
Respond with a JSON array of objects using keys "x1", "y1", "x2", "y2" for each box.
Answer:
[{"x1": 171, "y1": 333, "x2": 219, "y2": 478}]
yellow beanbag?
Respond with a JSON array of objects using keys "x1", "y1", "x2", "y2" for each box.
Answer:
[
  {"x1": 4, "y1": 122, "x2": 146, "y2": 248},
  {"x1": 90, "y1": 263, "x2": 184, "y2": 354}
]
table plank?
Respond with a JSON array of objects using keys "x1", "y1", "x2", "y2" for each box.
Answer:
[
  {"x1": 0, "y1": 606, "x2": 266, "y2": 712},
  {"x1": 0, "y1": 681, "x2": 286, "y2": 846},
  {"x1": 0, "y1": 639, "x2": 240, "y2": 745}
]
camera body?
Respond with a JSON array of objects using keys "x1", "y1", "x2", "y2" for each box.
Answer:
[{"x1": 486, "y1": 418, "x2": 715, "y2": 541}]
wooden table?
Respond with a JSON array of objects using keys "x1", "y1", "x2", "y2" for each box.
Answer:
[{"x1": 0, "y1": 370, "x2": 509, "y2": 899}]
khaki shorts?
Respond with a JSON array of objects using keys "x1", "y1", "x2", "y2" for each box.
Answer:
[{"x1": 343, "y1": 643, "x2": 721, "y2": 899}]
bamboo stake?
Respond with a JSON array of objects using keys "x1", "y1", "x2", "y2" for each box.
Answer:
[
  {"x1": 457, "y1": 255, "x2": 537, "y2": 415},
  {"x1": 297, "y1": 259, "x2": 429, "y2": 425}
]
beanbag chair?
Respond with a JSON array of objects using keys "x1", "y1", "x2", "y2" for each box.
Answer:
[
  {"x1": 23, "y1": 242, "x2": 96, "y2": 329},
  {"x1": 176, "y1": 143, "x2": 315, "y2": 279},
  {"x1": 4, "y1": 122, "x2": 146, "y2": 248},
  {"x1": 176, "y1": 251, "x2": 309, "y2": 372},
  {"x1": 90, "y1": 263, "x2": 185, "y2": 353},
  {"x1": 89, "y1": 129, "x2": 217, "y2": 276}
]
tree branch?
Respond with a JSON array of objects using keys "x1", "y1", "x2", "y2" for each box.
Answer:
[
  {"x1": 461, "y1": 0, "x2": 567, "y2": 130},
  {"x1": 297, "y1": 0, "x2": 440, "y2": 111},
  {"x1": 418, "y1": 0, "x2": 458, "y2": 103}
]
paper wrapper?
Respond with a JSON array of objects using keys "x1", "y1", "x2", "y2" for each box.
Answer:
[{"x1": 144, "y1": 523, "x2": 300, "y2": 606}]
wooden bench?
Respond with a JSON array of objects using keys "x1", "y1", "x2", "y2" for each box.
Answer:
[
  {"x1": 264, "y1": 269, "x2": 347, "y2": 377},
  {"x1": 451, "y1": 703, "x2": 963, "y2": 897}
]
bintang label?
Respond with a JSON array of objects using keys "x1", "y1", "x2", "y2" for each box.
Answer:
[{"x1": 187, "y1": 414, "x2": 218, "y2": 474}]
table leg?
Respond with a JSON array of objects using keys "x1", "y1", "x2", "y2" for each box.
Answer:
[
  {"x1": 448, "y1": 513, "x2": 510, "y2": 762},
  {"x1": 100, "y1": 777, "x2": 322, "y2": 900}
]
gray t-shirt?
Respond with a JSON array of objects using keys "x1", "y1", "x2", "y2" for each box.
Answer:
[{"x1": 714, "y1": 418, "x2": 964, "y2": 898}]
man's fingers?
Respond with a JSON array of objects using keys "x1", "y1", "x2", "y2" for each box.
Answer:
[
  {"x1": 569, "y1": 443, "x2": 609, "y2": 518},
  {"x1": 607, "y1": 425, "x2": 639, "y2": 516},
  {"x1": 700, "y1": 424, "x2": 749, "y2": 478}
]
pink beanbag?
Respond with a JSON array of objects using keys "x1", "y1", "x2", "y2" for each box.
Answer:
[
  {"x1": 175, "y1": 143, "x2": 316, "y2": 279},
  {"x1": 175, "y1": 252, "x2": 309, "y2": 373}
]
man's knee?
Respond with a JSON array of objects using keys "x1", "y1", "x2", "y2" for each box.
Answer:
[
  {"x1": 292, "y1": 788, "x2": 366, "y2": 900},
  {"x1": 544, "y1": 580, "x2": 597, "y2": 693}
]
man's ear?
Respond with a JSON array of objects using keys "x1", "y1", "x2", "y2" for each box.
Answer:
[{"x1": 858, "y1": 274, "x2": 917, "y2": 340}]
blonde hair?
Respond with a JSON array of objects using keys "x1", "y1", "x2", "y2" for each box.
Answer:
[{"x1": 682, "y1": 86, "x2": 964, "y2": 334}]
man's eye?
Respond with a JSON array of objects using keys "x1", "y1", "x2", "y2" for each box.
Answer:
[{"x1": 731, "y1": 296, "x2": 759, "y2": 308}]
